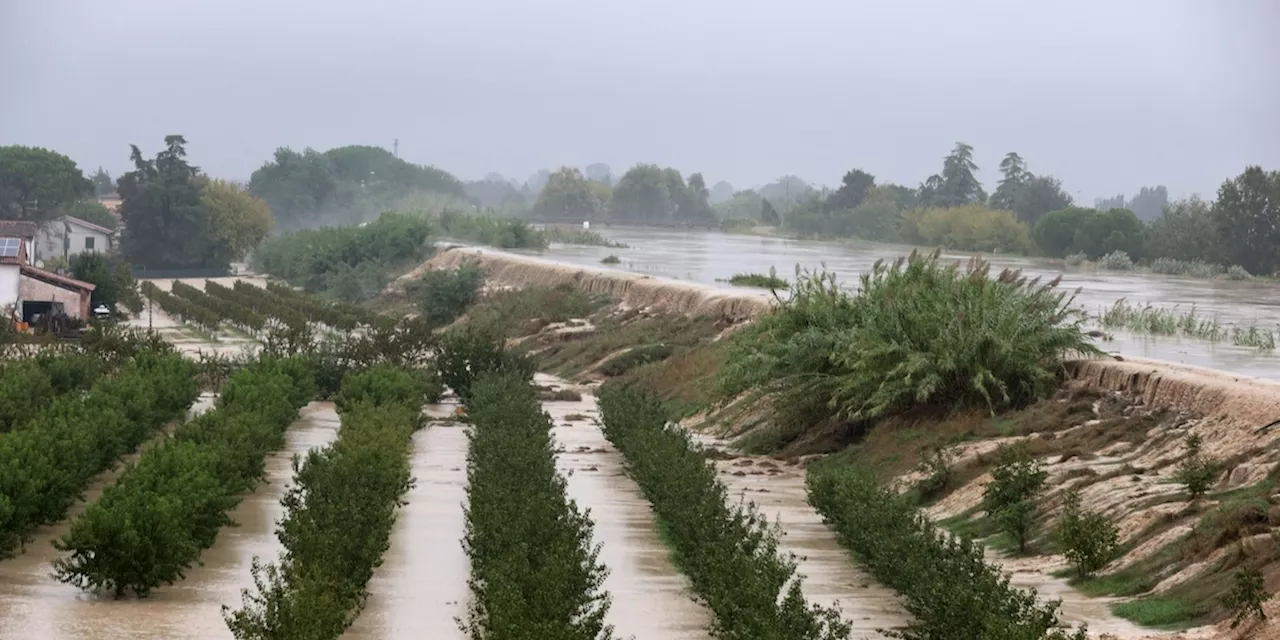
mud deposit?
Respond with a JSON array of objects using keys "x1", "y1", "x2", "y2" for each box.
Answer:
[
  {"x1": 0, "y1": 402, "x2": 339, "y2": 640},
  {"x1": 343, "y1": 408, "x2": 471, "y2": 640},
  {"x1": 539, "y1": 374, "x2": 712, "y2": 639}
]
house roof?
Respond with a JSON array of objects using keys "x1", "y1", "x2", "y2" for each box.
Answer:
[
  {"x1": 0, "y1": 220, "x2": 37, "y2": 239},
  {"x1": 20, "y1": 264, "x2": 96, "y2": 292},
  {"x1": 63, "y1": 215, "x2": 116, "y2": 236}
]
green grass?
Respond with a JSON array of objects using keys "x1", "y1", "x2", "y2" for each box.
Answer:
[
  {"x1": 543, "y1": 226, "x2": 628, "y2": 248},
  {"x1": 1112, "y1": 596, "x2": 1201, "y2": 629},
  {"x1": 1096, "y1": 298, "x2": 1276, "y2": 350},
  {"x1": 724, "y1": 270, "x2": 789, "y2": 289}
]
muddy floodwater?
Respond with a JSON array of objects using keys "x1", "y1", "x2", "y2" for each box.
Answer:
[
  {"x1": 343, "y1": 405, "x2": 471, "y2": 640},
  {"x1": 535, "y1": 228, "x2": 1280, "y2": 379},
  {"x1": 538, "y1": 375, "x2": 711, "y2": 639},
  {"x1": 0, "y1": 402, "x2": 339, "y2": 640}
]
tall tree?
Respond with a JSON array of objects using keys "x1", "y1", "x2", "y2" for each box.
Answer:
[
  {"x1": 920, "y1": 142, "x2": 986, "y2": 207},
  {"x1": 91, "y1": 167, "x2": 114, "y2": 197},
  {"x1": 201, "y1": 179, "x2": 274, "y2": 264},
  {"x1": 584, "y1": 163, "x2": 613, "y2": 185},
  {"x1": 827, "y1": 168, "x2": 876, "y2": 211},
  {"x1": 1147, "y1": 196, "x2": 1218, "y2": 263},
  {"x1": 760, "y1": 198, "x2": 781, "y2": 226},
  {"x1": 989, "y1": 152, "x2": 1030, "y2": 211},
  {"x1": 1011, "y1": 175, "x2": 1074, "y2": 225},
  {"x1": 1128, "y1": 186, "x2": 1169, "y2": 222},
  {"x1": 677, "y1": 172, "x2": 716, "y2": 226},
  {"x1": 609, "y1": 164, "x2": 677, "y2": 224},
  {"x1": 1211, "y1": 166, "x2": 1280, "y2": 275},
  {"x1": 0, "y1": 146, "x2": 92, "y2": 223},
  {"x1": 118, "y1": 135, "x2": 214, "y2": 269},
  {"x1": 531, "y1": 167, "x2": 601, "y2": 222},
  {"x1": 709, "y1": 180, "x2": 735, "y2": 204}
]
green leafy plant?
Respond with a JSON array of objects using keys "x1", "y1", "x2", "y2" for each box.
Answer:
[
  {"x1": 983, "y1": 444, "x2": 1048, "y2": 553},
  {"x1": 597, "y1": 386, "x2": 851, "y2": 639},
  {"x1": 1175, "y1": 434, "x2": 1222, "y2": 500},
  {"x1": 727, "y1": 268, "x2": 789, "y2": 289},
  {"x1": 600, "y1": 254, "x2": 621, "y2": 265},
  {"x1": 434, "y1": 323, "x2": 533, "y2": 401},
  {"x1": 410, "y1": 261, "x2": 486, "y2": 327},
  {"x1": 1056, "y1": 490, "x2": 1118, "y2": 578},
  {"x1": 1223, "y1": 566, "x2": 1270, "y2": 629}
]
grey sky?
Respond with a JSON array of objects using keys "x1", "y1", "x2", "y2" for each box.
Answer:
[{"x1": 2, "y1": 0, "x2": 1277, "y2": 202}]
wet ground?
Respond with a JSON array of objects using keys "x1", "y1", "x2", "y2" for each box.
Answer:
[
  {"x1": 531, "y1": 229, "x2": 1280, "y2": 379},
  {"x1": 0, "y1": 402, "x2": 340, "y2": 640}
]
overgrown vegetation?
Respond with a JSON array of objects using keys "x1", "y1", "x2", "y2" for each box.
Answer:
[
  {"x1": 982, "y1": 444, "x2": 1048, "y2": 554},
  {"x1": 1175, "y1": 434, "x2": 1223, "y2": 500},
  {"x1": 435, "y1": 323, "x2": 534, "y2": 402},
  {"x1": 726, "y1": 268, "x2": 789, "y2": 289},
  {"x1": 53, "y1": 357, "x2": 314, "y2": 597},
  {"x1": 1095, "y1": 299, "x2": 1277, "y2": 351},
  {"x1": 224, "y1": 365, "x2": 424, "y2": 639},
  {"x1": 435, "y1": 209, "x2": 548, "y2": 249},
  {"x1": 598, "y1": 386, "x2": 851, "y2": 639},
  {"x1": 1056, "y1": 490, "x2": 1119, "y2": 578},
  {"x1": 408, "y1": 261, "x2": 486, "y2": 327},
  {"x1": 807, "y1": 462, "x2": 1086, "y2": 640},
  {"x1": 1223, "y1": 566, "x2": 1270, "y2": 629},
  {"x1": 717, "y1": 251, "x2": 1101, "y2": 448},
  {"x1": 461, "y1": 371, "x2": 614, "y2": 639}
]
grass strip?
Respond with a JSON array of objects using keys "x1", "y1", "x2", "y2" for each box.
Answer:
[
  {"x1": 596, "y1": 385, "x2": 851, "y2": 640},
  {"x1": 224, "y1": 365, "x2": 426, "y2": 639},
  {"x1": 806, "y1": 462, "x2": 1087, "y2": 640},
  {"x1": 52, "y1": 357, "x2": 315, "y2": 597}
]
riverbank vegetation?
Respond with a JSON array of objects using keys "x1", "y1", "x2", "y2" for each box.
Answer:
[
  {"x1": 1096, "y1": 299, "x2": 1277, "y2": 350},
  {"x1": 725, "y1": 268, "x2": 789, "y2": 289}
]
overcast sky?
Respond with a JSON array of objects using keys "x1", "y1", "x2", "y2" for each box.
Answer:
[{"x1": 2, "y1": 0, "x2": 1277, "y2": 202}]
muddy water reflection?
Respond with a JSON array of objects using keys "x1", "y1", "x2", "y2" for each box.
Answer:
[
  {"x1": 0, "y1": 402, "x2": 339, "y2": 640},
  {"x1": 535, "y1": 230, "x2": 1280, "y2": 379},
  {"x1": 343, "y1": 409, "x2": 470, "y2": 640},
  {"x1": 538, "y1": 375, "x2": 711, "y2": 639},
  {"x1": 695, "y1": 438, "x2": 909, "y2": 638}
]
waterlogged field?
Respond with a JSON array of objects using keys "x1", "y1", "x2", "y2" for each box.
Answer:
[{"x1": 538, "y1": 228, "x2": 1280, "y2": 379}]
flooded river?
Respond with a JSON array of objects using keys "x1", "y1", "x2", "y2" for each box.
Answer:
[
  {"x1": 0, "y1": 402, "x2": 339, "y2": 640},
  {"x1": 537, "y1": 228, "x2": 1280, "y2": 379}
]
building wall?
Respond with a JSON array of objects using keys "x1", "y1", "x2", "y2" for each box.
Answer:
[
  {"x1": 34, "y1": 223, "x2": 112, "y2": 264},
  {"x1": 0, "y1": 264, "x2": 19, "y2": 314},
  {"x1": 19, "y1": 276, "x2": 88, "y2": 319}
]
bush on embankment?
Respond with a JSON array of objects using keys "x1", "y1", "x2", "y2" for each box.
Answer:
[
  {"x1": 461, "y1": 371, "x2": 614, "y2": 639},
  {"x1": 53, "y1": 357, "x2": 315, "y2": 598},
  {"x1": 717, "y1": 250, "x2": 1101, "y2": 443},
  {"x1": 807, "y1": 462, "x2": 1086, "y2": 640},
  {"x1": 435, "y1": 323, "x2": 534, "y2": 401},
  {"x1": 597, "y1": 385, "x2": 851, "y2": 640},
  {"x1": 224, "y1": 365, "x2": 424, "y2": 640},
  {"x1": 0, "y1": 349, "x2": 197, "y2": 558}
]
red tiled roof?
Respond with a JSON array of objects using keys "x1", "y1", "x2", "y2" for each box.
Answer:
[
  {"x1": 0, "y1": 220, "x2": 37, "y2": 238},
  {"x1": 20, "y1": 264, "x2": 96, "y2": 292}
]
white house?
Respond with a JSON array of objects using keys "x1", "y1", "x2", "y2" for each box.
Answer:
[{"x1": 34, "y1": 215, "x2": 116, "y2": 264}]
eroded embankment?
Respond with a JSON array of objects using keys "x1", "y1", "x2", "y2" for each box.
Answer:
[{"x1": 396, "y1": 246, "x2": 774, "y2": 320}]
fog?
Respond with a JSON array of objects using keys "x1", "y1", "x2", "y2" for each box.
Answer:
[{"x1": 1, "y1": 0, "x2": 1276, "y2": 198}]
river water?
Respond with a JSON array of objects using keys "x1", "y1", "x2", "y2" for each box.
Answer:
[{"x1": 533, "y1": 228, "x2": 1280, "y2": 380}]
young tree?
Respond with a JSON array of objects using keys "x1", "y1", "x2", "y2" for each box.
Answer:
[
  {"x1": 1175, "y1": 433, "x2": 1222, "y2": 500},
  {"x1": 0, "y1": 146, "x2": 93, "y2": 222},
  {"x1": 1224, "y1": 566, "x2": 1270, "y2": 628},
  {"x1": 1211, "y1": 166, "x2": 1280, "y2": 276},
  {"x1": 532, "y1": 166, "x2": 602, "y2": 222},
  {"x1": 118, "y1": 135, "x2": 213, "y2": 269},
  {"x1": 1056, "y1": 490, "x2": 1119, "y2": 578},
  {"x1": 201, "y1": 179, "x2": 274, "y2": 264},
  {"x1": 983, "y1": 445, "x2": 1047, "y2": 553}
]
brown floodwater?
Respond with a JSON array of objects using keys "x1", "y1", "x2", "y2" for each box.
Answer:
[
  {"x1": 342, "y1": 407, "x2": 471, "y2": 640},
  {"x1": 537, "y1": 374, "x2": 712, "y2": 639},
  {"x1": 0, "y1": 401, "x2": 339, "y2": 640}
]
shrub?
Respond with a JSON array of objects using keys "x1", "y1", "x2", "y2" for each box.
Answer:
[
  {"x1": 1063, "y1": 252, "x2": 1087, "y2": 267},
  {"x1": 1056, "y1": 490, "x2": 1119, "y2": 578},
  {"x1": 1223, "y1": 566, "x2": 1270, "y2": 629},
  {"x1": 727, "y1": 268, "x2": 789, "y2": 289},
  {"x1": 600, "y1": 254, "x2": 621, "y2": 264},
  {"x1": 717, "y1": 251, "x2": 1101, "y2": 438},
  {"x1": 807, "y1": 462, "x2": 1087, "y2": 640},
  {"x1": 411, "y1": 262, "x2": 486, "y2": 327},
  {"x1": 914, "y1": 446, "x2": 957, "y2": 502},
  {"x1": 598, "y1": 386, "x2": 850, "y2": 639},
  {"x1": 224, "y1": 365, "x2": 421, "y2": 640},
  {"x1": 436, "y1": 209, "x2": 548, "y2": 249},
  {"x1": 0, "y1": 350, "x2": 196, "y2": 558},
  {"x1": 435, "y1": 324, "x2": 533, "y2": 401},
  {"x1": 70, "y1": 253, "x2": 142, "y2": 313},
  {"x1": 1175, "y1": 434, "x2": 1222, "y2": 500},
  {"x1": 1034, "y1": 207, "x2": 1145, "y2": 259},
  {"x1": 983, "y1": 445, "x2": 1048, "y2": 553},
  {"x1": 459, "y1": 372, "x2": 614, "y2": 639},
  {"x1": 597, "y1": 344, "x2": 674, "y2": 377},
  {"x1": 53, "y1": 357, "x2": 313, "y2": 597},
  {"x1": 911, "y1": 205, "x2": 1034, "y2": 254},
  {"x1": 1098, "y1": 250, "x2": 1134, "y2": 271}
]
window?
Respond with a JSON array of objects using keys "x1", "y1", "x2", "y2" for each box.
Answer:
[{"x1": 85, "y1": 236, "x2": 95, "y2": 251}]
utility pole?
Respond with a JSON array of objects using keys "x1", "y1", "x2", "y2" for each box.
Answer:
[{"x1": 393, "y1": 138, "x2": 399, "y2": 157}]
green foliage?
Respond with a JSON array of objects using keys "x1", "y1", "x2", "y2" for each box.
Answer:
[
  {"x1": 53, "y1": 357, "x2": 313, "y2": 597},
  {"x1": 90, "y1": 167, "x2": 114, "y2": 197},
  {"x1": 905, "y1": 205, "x2": 1033, "y2": 253},
  {"x1": 717, "y1": 252, "x2": 1100, "y2": 440},
  {"x1": 601, "y1": 254, "x2": 621, "y2": 264},
  {"x1": 140, "y1": 280, "x2": 222, "y2": 332},
  {"x1": 1210, "y1": 166, "x2": 1280, "y2": 276},
  {"x1": 1174, "y1": 434, "x2": 1222, "y2": 500},
  {"x1": 434, "y1": 323, "x2": 534, "y2": 401},
  {"x1": 542, "y1": 225, "x2": 627, "y2": 248},
  {"x1": 1008, "y1": 175, "x2": 1074, "y2": 226},
  {"x1": 250, "y1": 212, "x2": 435, "y2": 301},
  {"x1": 1032, "y1": 207, "x2": 1145, "y2": 260},
  {"x1": 982, "y1": 445, "x2": 1047, "y2": 553},
  {"x1": 67, "y1": 199, "x2": 119, "y2": 230},
  {"x1": 117, "y1": 135, "x2": 222, "y2": 269},
  {"x1": 224, "y1": 365, "x2": 421, "y2": 640},
  {"x1": 70, "y1": 253, "x2": 142, "y2": 312},
  {"x1": 807, "y1": 462, "x2": 1087, "y2": 640},
  {"x1": 0, "y1": 145, "x2": 93, "y2": 222},
  {"x1": 248, "y1": 145, "x2": 466, "y2": 230},
  {"x1": 1146, "y1": 197, "x2": 1218, "y2": 264},
  {"x1": 0, "y1": 350, "x2": 196, "y2": 558},
  {"x1": 461, "y1": 372, "x2": 614, "y2": 639},
  {"x1": 0, "y1": 351, "x2": 105, "y2": 432},
  {"x1": 727, "y1": 268, "x2": 789, "y2": 289},
  {"x1": 410, "y1": 262, "x2": 486, "y2": 327},
  {"x1": 827, "y1": 168, "x2": 875, "y2": 211},
  {"x1": 608, "y1": 164, "x2": 717, "y2": 227},
  {"x1": 435, "y1": 208, "x2": 547, "y2": 249},
  {"x1": 597, "y1": 343, "x2": 674, "y2": 376},
  {"x1": 532, "y1": 166, "x2": 604, "y2": 222},
  {"x1": 1056, "y1": 490, "x2": 1119, "y2": 578},
  {"x1": 918, "y1": 142, "x2": 987, "y2": 208},
  {"x1": 597, "y1": 386, "x2": 851, "y2": 639},
  {"x1": 201, "y1": 179, "x2": 274, "y2": 263},
  {"x1": 1223, "y1": 566, "x2": 1270, "y2": 628}
]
